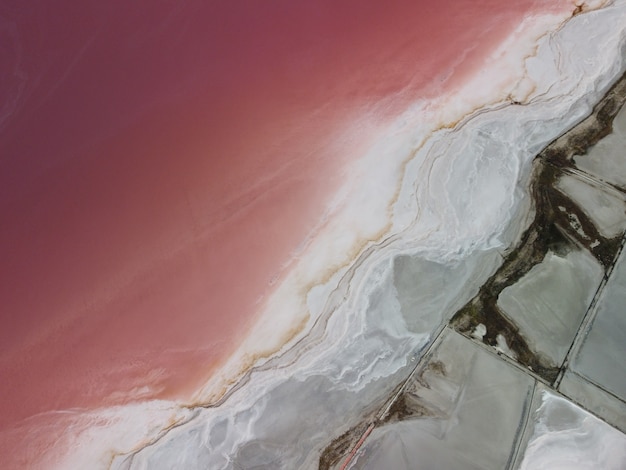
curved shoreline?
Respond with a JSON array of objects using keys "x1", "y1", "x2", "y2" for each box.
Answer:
[
  {"x1": 4, "y1": 1, "x2": 625, "y2": 469},
  {"x1": 107, "y1": 3, "x2": 626, "y2": 469}
]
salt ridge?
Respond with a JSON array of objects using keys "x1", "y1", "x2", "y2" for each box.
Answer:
[{"x1": 46, "y1": 1, "x2": 626, "y2": 468}]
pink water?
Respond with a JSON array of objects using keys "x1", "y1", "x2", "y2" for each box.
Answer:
[{"x1": 0, "y1": 0, "x2": 572, "y2": 466}]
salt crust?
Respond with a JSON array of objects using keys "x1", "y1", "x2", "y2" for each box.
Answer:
[{"x1": 519, "y1": 390, "x2": 626, "y2": 470}]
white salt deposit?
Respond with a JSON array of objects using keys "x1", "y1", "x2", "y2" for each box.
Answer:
[{"x1": 518, "y1": 391, "x2": 626, "y2": 470}]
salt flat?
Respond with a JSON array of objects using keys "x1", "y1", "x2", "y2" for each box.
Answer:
[
  {"x1": 574, "y1": 103, "x2": 626, "y2": 188},
  {"x1": 350, "y1": 330, "x2": 534, "y2": 470},
  {"x1": 497, "y1": 249, "x2": 603, "y2": 366},
  {"x1": 569, "y1": 246, "x2": 626, "y2": 403}
]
